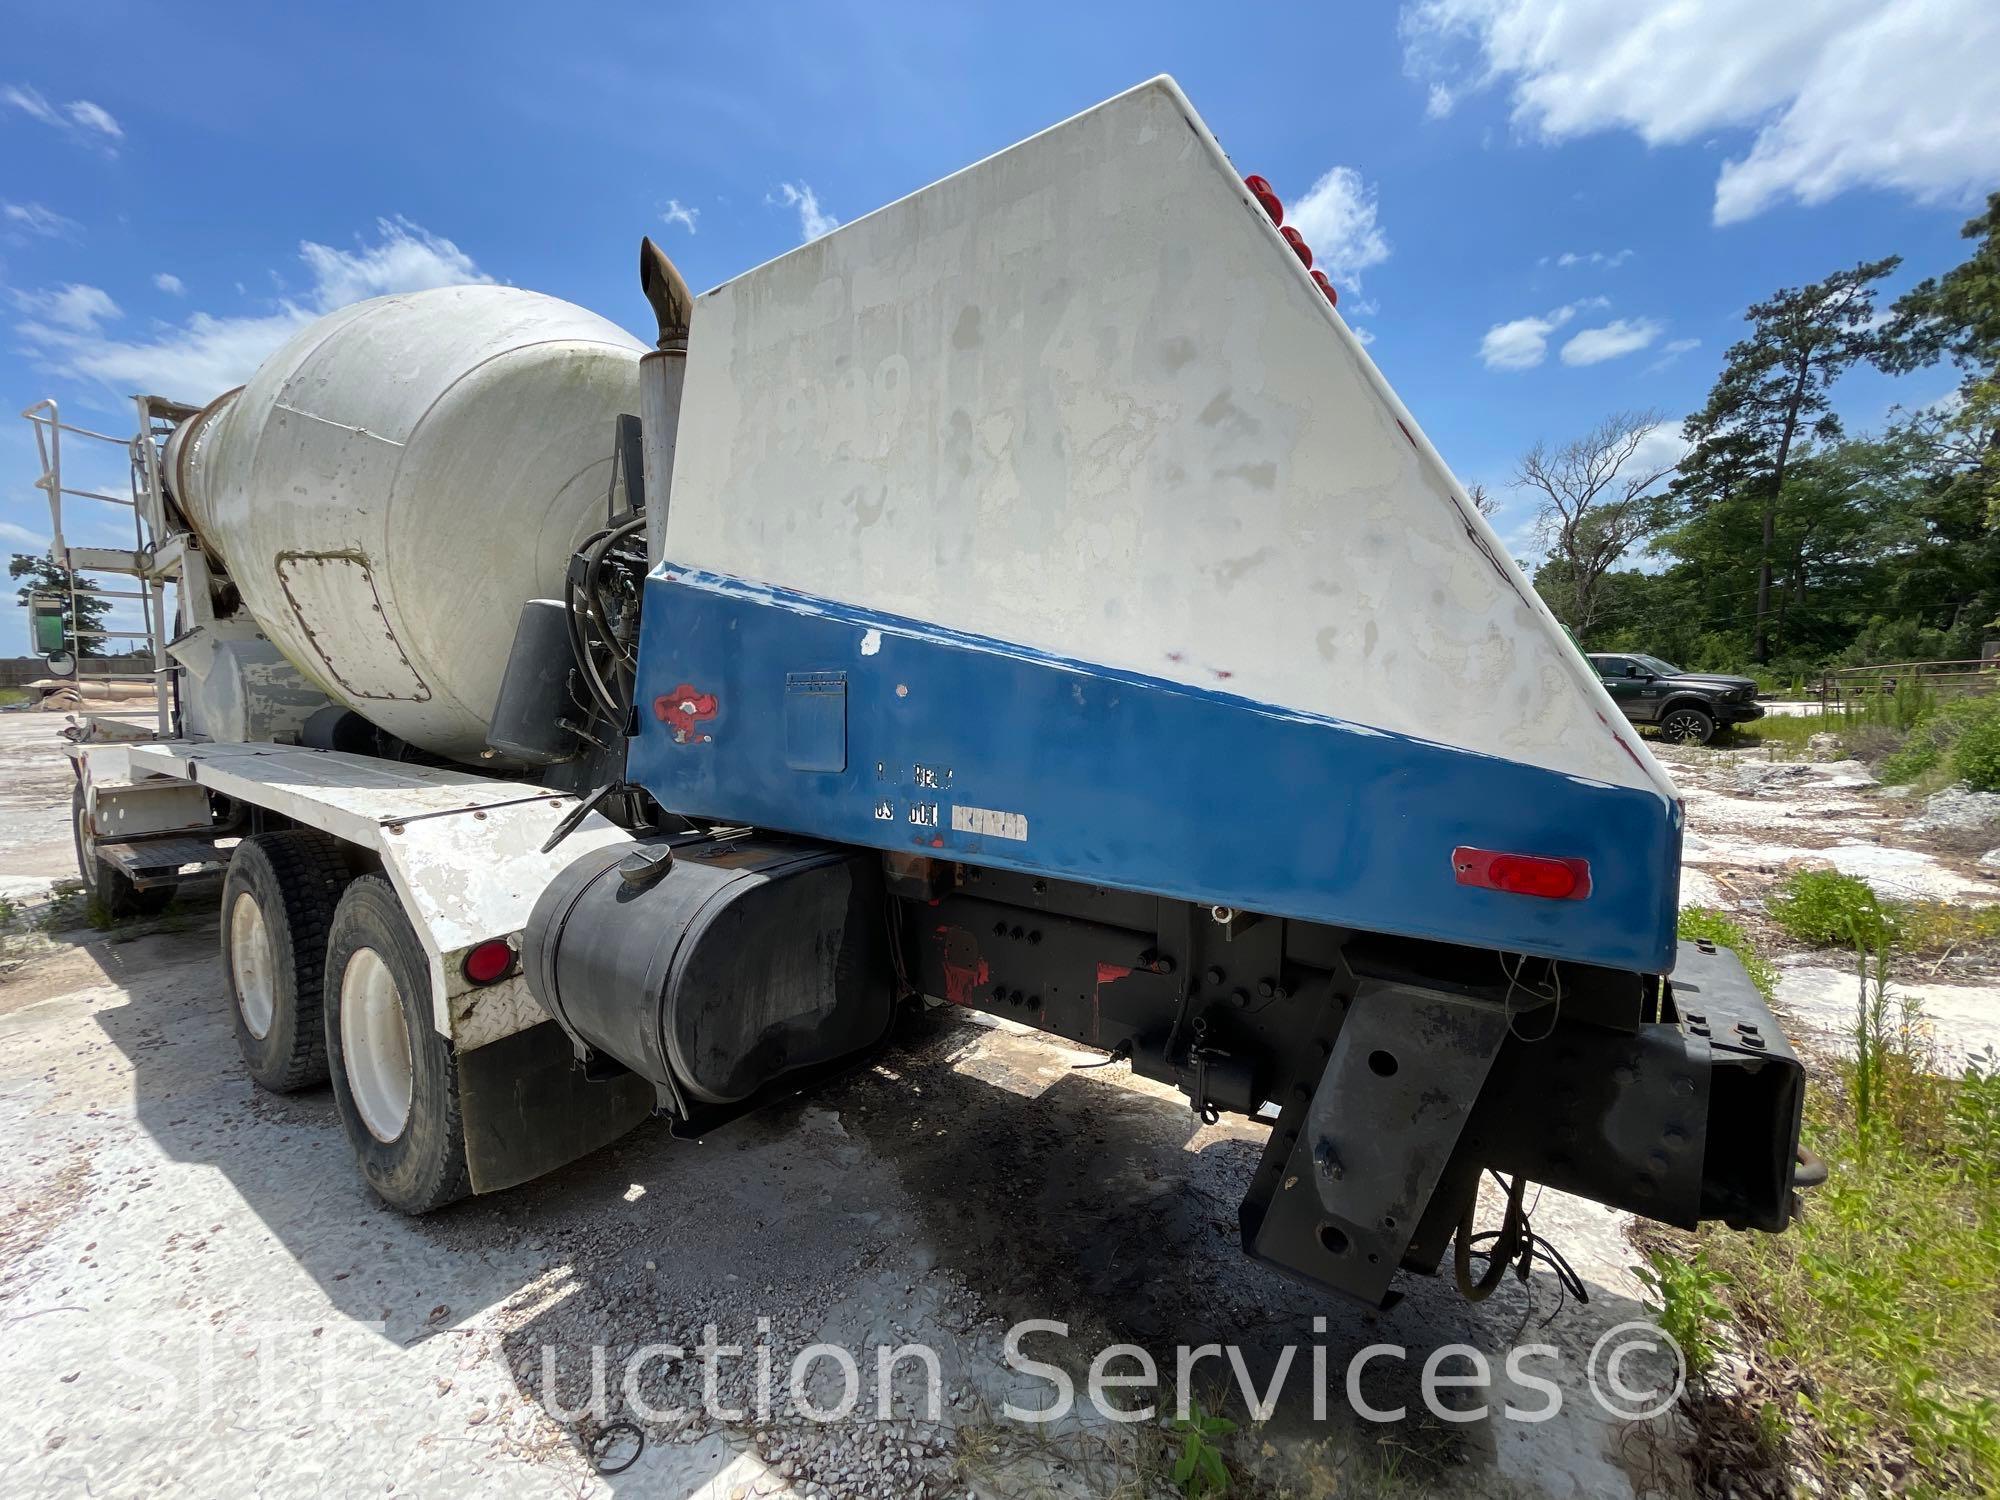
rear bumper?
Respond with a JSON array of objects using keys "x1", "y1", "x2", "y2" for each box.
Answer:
[
  {"x1": 1241, "y1": 938, "x2": 1806, "y2": 1304},
  {"x1": 1475, "y1": 938, "x2": 1805, "y2": 1233}
]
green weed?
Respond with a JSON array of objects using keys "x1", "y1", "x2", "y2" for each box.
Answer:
[
  {"x1": 1169, "y1": 1401, "x2": 1237, "y2": 1499},
  {"x1": 1634, "y1": 1247, "x2": 1732, "y2": 1381},
  {"x1": 1689, "y1": 918, "x2": 2000, "y2": 1497}
]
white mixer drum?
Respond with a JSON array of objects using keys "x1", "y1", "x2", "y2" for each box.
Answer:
[{"x1": 174, "y1": 285, "x2": 647, "y2": 762}]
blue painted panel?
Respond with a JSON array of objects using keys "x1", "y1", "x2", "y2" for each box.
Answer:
[{"x1": 629, "y1": 568, "x2": 1682, "y2": 973}]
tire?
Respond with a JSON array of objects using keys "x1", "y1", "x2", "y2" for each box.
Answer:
[
  {"x1": 324, "y1": 875, "x2": 470, "y2": 1213},
  {"x1": 221, "y1": 831, "x2": 352, "y2": 1092},
  {"x1": 70, "y1": 784, "x2": 173, "y2": 921},
  {"x1": 1659, "y1": 704, "x2": 1717, "y2": 746}
]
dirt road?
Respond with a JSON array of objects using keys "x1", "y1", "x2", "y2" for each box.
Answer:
[{"x1": 13, "y1": 711, "x2": 1918, "y2": 1498}]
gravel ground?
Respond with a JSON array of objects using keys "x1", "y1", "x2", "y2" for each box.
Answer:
[{"x1": 11, "y1": 710, "x2": 1921, "y2": 1499}]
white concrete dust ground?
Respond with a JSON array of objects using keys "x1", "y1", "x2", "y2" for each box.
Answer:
[
  {"x1": 0, "y1": 711, "x2": 1812, "y2": 1500},
  {"x1": 1655, "y1": 738, "x2": 2000, "y2": 1074}
]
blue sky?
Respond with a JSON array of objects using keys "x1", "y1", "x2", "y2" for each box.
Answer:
[{"x1": 4, "y1": 1, "x2": 1997, "y2": 652}]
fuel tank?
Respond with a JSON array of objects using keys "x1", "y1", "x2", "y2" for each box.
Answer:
[{"x1": 172, "y1": 285, "x2": 647, "y2": 762}]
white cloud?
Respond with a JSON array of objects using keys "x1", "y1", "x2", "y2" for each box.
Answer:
[
  {"x1": 14, "y1": 283, "x2": 120, "y2": 333},
  {"x1": 661, "y1": 199, "x2": 699, "y2": 235},
  {"x1": 1425, "y1": 83, "x2": 1455, "y2": 120},
  {"x1": 2, "y1": 83, "x2": 123, "y2": 153},
  {"x1": 2, "y1": 201, "x2": 79, "y2": 239},
  {"x1": 1630, "y1": 420, "x2": 1691, "y2": 476},
  {"x1": 153, "y1": 272, "x2": 184, "y2": 296},
  {"x1": 1351, "y1": 325, "x2": 1378, "y2": 346},
  {"x1": 1, "y1": 519, "x2": 50, "y2": 548},
  {"x1": 1401, "y1": 0, "x2": 2000, "y2": 224},
  {"x1": 14, "y1": 218, "x2": 491, "y2": 403},
  {"x1": 1287, "y1": 166, "x2": 1392, "y2": 292},
  {"x1": 1560, "y1": 317, "x2": 1664, "y2": 365},
  {"x1": 773, "y1": 182, "x2": 838, "y2": 242},
  {"x1": 298, "y1": 216, "x2": 485, "y2": 306},
  {"x1": 1482, "y1": 313, "x2": 1565, "y2": 370},
  {"x1": 1478, "y1": 297, "x2": 1606, "y2": 369},
  {"x1": 1553, "y1": 248, "x2": 1632, "y2": 269},
  {"x1": 1645, "y1": 336, "x2": 1701, "y2": 373}
]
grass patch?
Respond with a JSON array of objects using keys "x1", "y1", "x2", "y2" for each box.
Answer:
[
  {"x1": 1760, "y1": 871, "x2": 2000, "y2": 963},
  {"x1": 1663, "y1": 911, "x2": 2000, "y2": 1496},
  {"x1": 0, "y1": 685, "x2": 25, "y2": 708},
  {"x1": 1701, "y1": 1050, "x2": 2000, "y2": 1495},
  {"x1": 1726, "y1": 715, "x2": 1825, "y2": 756},
  {"x1": 1895, "y1": 900, "x2": 2000, "y2": 956}
]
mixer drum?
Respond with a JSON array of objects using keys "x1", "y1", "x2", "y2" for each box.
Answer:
[{"x1": 172, "y1": 285, "x2": 647, "y2": 763}]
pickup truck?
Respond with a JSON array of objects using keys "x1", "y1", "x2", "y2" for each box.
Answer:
[{"x1": 1589, "y1": 653, "x2": 1764, "y2": 745}]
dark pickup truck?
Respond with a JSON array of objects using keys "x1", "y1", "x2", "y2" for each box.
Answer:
[{"x1": 1588, "y1": 653, "x2": 1764, "y2": 745}]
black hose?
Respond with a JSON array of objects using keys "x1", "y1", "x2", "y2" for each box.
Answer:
[{"x1": 564, "y1": 516, "x2": 648, "y2": 727}]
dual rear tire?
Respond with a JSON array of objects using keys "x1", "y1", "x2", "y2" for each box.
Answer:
[{"x1": 220, "y1": 836, "x2": 469, "y2": 1212}]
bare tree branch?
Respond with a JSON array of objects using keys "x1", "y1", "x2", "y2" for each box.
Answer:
[{"x1": 1515, "y1": 410, "x2": 1672, "y2": 636}]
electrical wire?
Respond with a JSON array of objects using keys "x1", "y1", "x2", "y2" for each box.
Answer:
[
  {"x1": 1453, "y1": 1170, "x2": 1590, "y2": 1310},
  {"x1": 1499, "y1": 952, "x2": 1564, "y2": 1043}
]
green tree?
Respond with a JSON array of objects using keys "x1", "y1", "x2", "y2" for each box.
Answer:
[
  {"x1": 1881, "y1": 191, "x2": 2000, "y2": 536},
  {"x1": 1678, "y1": 258, "x2": 1902, "y2": 662},
  {"x1": 1882, "y1": 191, "x2": 2000, "y2": 379},
  {"x1": 9, "y1": 553, "x2": 112, "y2": 652}
]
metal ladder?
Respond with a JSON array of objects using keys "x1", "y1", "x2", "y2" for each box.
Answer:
[{"x1": 19, "y1": 394, "x2": 202, "y2": 737}]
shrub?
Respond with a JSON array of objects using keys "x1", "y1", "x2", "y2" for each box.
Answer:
[
  {"x1": 1766, "y1": 869, "x2": 1897, "y2": 951},
  {"x1": 1878, "y1": 739, "x2": 1943, "y2": 784},
  {"x1": 1953, "y1": 705, "x2": 2000, "y2": 791},
  {"x1": 1878, "y1": 693, "x2": 2000, "y2": 789}
]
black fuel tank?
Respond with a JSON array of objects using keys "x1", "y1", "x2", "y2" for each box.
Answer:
[{"x1": 523, "y1": 836, "x2": 893, "y2": 1108}]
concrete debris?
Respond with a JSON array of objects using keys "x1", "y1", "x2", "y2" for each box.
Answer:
[{"x1": 1901, "y1": 784, "x2": 2000, "y2": 838}]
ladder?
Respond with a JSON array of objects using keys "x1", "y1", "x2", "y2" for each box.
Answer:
[{"x1": 19, "y1": 394, "x2": 202, "y2": 737}]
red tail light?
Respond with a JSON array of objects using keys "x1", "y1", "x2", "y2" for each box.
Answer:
[
  {"x1": 1243, "y1": 175, "x2": 1283, "y2": 225},
  {"x1": 1281, "y1": 227, "x2": 1313, "y2": 268},
  {"x1": 462, "y1": 938, "x2": 516, "y2": 985},
  {"x1": 1451, "y1": 847, "x2": 1591, "y2": 901},
  {"x1": 1311, "y1": 269, "x2": 1338, "y2": 307}
]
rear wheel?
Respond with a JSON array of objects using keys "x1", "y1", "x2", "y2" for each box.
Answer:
[
  {"x1": 71, "y1": 784, "x2": 172, "y2": 921},
  {"x1": 324, "y1": 875, "x2": 470, "y2": 1213},
  {"x1": 221, "y1": 831, "x2": 352, "y2": 1091},
  {"x1": 1659, "y1": 705, "x2": 1716, "y2": 746}
]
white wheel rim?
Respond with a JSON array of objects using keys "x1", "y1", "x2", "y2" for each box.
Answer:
[
  {"x1": 229, "y1": 892, "x2": 277, "y2": 1039},
  {"x1": 341, "y1": 947, "x2": 413, "y2": 1143}
]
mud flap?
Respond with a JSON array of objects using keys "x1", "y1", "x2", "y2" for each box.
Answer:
[{"x1": 457, "y1": 1020, "x2": 655, "y2": 1194}]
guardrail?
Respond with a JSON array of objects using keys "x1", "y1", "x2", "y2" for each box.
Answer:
[{"x1": 1817, "y1": 658, "x2": 1999, "y2": 708}]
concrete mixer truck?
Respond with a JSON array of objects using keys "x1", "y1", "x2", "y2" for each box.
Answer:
[{"x1": 33, "y1": 77, "x2": 1806, "y2": 1307}]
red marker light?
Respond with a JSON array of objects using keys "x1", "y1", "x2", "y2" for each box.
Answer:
[
  {"x1": 1281, "y1": 227, "x2": 1313, "y2": 269},
  {"x1": 1243, "y1": 174, "x2": 1284, "y2": 225},
  {"x1": 462, "y1": 938, "x2": 515, "y2": 985},
  {"x1": 1451, "y1": 847, "x2": 1591, "y2": 901},
  {"x1": 1311, "y1": 269, "x2": 1338, "y2": 307}
]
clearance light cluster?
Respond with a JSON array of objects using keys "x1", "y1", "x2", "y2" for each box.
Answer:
[
  {"x1": 1451, "y1": 846, "x2": 1592, "y2": 901},
  {"x1": 1244, "y1": 174, "x2": 1339, "y2": 309}
]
